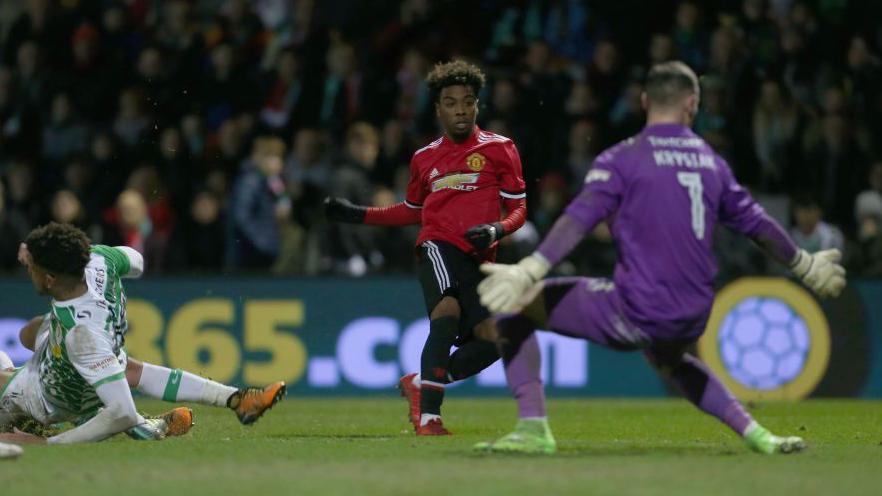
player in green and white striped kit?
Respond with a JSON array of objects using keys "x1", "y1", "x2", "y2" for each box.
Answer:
[{"x1": 0, "y1": 223, "x2": 284, "y2": 445}]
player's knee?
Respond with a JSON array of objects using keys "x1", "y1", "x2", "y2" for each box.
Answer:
[
  {"x1": 431, "y1": 296, "x2": 461, "y2": 320},
  {"x1": 125, "y1": 358, "x2": 143, "y2": 388}
]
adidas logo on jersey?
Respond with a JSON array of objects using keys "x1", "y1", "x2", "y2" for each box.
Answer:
[{"x1": 429, "y1": 168, "x2": 440, "y2": 179}]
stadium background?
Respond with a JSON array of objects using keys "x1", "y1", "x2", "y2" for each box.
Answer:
[{"x1": 0, "y1": 0, "x2": 880, "y2": 400}]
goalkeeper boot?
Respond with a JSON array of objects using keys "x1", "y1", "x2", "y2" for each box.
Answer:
[
  {"x1": 228, "y1": 381, "x2": 286, "y2": 425},
  {"x1": 416, "y1": 418, "x2": 451, "y2": 436},
  {"x1": 396, "y1": 373, "x2": 420, "y2": 429},
  {"x1": 744, "y1": 424, "x2": 805, "y2": 454},
  {"x1": 473, "y1": 418, "x2": 556, "y2": 455}
]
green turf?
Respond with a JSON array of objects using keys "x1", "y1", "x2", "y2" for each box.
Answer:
[{"x1": 4, "y1": 398, "x2": 881, "y2": 495}]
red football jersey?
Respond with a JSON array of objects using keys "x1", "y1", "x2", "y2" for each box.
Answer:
[{"x1": 405, "y1": 127, "x2": 526, "y2": 258}]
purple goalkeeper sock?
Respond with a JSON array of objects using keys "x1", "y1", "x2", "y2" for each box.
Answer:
[
  {"x1": 499, "y1": 315, "x2": 547, "y2": 419},
  {"x1": 660, "y1": 353, "x2": 754, "y2": 435}
]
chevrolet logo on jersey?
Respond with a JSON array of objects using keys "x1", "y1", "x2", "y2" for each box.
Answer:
[{"x1": 431, "y1": 172, "x2": 480, "y2": 192}]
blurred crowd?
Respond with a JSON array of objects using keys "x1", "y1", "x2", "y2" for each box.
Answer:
[{"x1": 0, "y1": 0, "x2": 881, "y2": 280}]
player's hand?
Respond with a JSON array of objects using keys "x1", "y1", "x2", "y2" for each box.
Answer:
[
  {"x1": 789, "y1": 249, "x2": 846, "y2": 298},
  {"x1": 324, "y1": 197, "x2": 366, "y2": 223},
  {"x1": 478, "y1": 254, "x2": 551, "y2": 313},
  {"x1": 466, "y1": 223, "x2": 503, "y2": 250},
  {"x1": 0, "y1": 428, "x2": 47, "y2": 445}
]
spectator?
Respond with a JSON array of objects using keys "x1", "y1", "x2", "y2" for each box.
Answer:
[
  {"x1": 104, "y1": 189, "x2": 169, "y2": 273},
  {"x1": 317, "y1": 43, "x2": 370, "y2": 138},
  {"x1": 0, "y1": 64, "x2": 39, "y2": 157},
  {"x1": 201, "y1": 42, "x2": 255, "y2": 130},
  {"x1": 850, "y1": 191, "x2": 882, "y2": 276},
  {"x1": 50, "y1": 189, "x2": 91, "y2": 236},
  {"x1": 230, "y1": 136, "x2": 289, "y2": 269},
  {"x1": 67, "y1": 23, "x2": 122, "y2": 121},
  {"x1": 168, "y1": 190, "x2": 227, "y2": 271},
  {"x1": 564, "y1": 118, "x2": 600, "y2": 188},
  {"x1": 0, "y1": 177, "x2": 29, "y2": 270},
  {"x1": 156, "y1": 127, "x2": 197, "y2": 213},
  {"x1": 41, "y1": 92, "x2": 89, "y2": 164},
  {"x1": 647, "y1": 33, "x2": 676, "y2": 66},
  {"x1": 259, "y1": 48, "x2": 313, "y2": 131},
  {"x1": 671, "y1": 1, "x2": 706, "y2": 70},
  {"x1": 0, "y1": 0, "x2": 878, "y2": 276},
  {"x1": 801, "y1": 114, "x2": 866, "y2": 228},
  {"x1": 694, "y1": 76, "x2": 732, "y2": 157},
  {"x1": 791, "y1": 197, "x2": 845, "y2": 253},
  {"x1": 3, "y1": 160, "x2": 39, "y2": 226},
  {"x1": 113, "y1": 87, "x2": 150, "y2": 148},
  {"x1": 752, "y1": 79, "x2": 801, "y2": 192},
  {"x1": 326, "y1": 122, "x2": 384, "y2": 276}
]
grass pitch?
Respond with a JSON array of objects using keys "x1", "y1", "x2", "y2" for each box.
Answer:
[{"x1": 4, "y1": 398, "x2": 881, "y2": 495}]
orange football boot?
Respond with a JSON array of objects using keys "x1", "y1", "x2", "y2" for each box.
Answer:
[
  {"x1": 160, "y1": 407, "x2": 195, "y2": 437},
  {"x1": 228, "y1": 381, "x2": 287, "y2": 425}
]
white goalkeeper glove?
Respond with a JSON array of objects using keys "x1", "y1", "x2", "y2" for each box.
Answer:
[
  {"x1": 789, "y1": 248, "x2": 846, "y2": 298},
  {"x1": 478, "y1": 253, "x2": 551, "y2": 313}
]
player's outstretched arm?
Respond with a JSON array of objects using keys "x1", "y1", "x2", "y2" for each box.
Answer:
[
  {"x1": 717, "y1": 162, "x2": 846, "y2": 298},
  {"x1": 324, "y1": 197, "x2": 422, "y2": 226},
  {"x1": 47, "y1": 378, "x2": 141, "y2": 444}
]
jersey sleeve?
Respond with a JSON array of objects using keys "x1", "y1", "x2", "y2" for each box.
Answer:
[
  {"x1": 64, "y1": 325, "x2": 127, "y2": 390},
  {"x1": 563, "y1": 148, "x2": 625, "y2": 230},
  {"x1": 405, "y1": 155, "x2": 427, "y2": 210},
  {"x1": 91, "y1": 245, "x2": 143, "y2": 279},
  {"x1": 498, "y1": 141, "x2": 526, "y2": 200},
  {"x1": 717, "y1": 159, "x2": 797, "y2": 264}
]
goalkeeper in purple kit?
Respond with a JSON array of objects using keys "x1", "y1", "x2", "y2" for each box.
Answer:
[{"x1": 475, "y1": 61, "x2": 846, "y2": 455}]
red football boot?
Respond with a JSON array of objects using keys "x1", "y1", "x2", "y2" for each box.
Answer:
[
  {"x1": 416, "y1": 418, "x2": 451, "y2": 436},
  {"x1": 397, "y1": 373, "x2": 420, "y2": 429}
]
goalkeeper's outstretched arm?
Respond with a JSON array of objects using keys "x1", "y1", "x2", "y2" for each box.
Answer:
[{"x1": 718, "y1": 162, "x2": 845, "y2": 298}]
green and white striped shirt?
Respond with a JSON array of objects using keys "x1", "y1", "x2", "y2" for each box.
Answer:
[{"x1": 38, "y1": 245, "x2": 140, "y2": 416}]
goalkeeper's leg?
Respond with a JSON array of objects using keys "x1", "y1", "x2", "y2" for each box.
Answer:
[
  {"x1": 646, "y1": 342, "x2": 805, "y2": 454},
  {"x1": 477, "y1": 277, "x2": 647, "y2": 454},
  {"x1": 126, "y1": 358, "x2": 285, "y2": 426}
]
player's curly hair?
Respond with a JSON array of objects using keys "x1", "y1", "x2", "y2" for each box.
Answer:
[
  {"x1": 426, "y1": 60, "x2": 486, "y2": 102},
  {"x1": 25, "y1": 222, "x2": 91, "y2": 278}
]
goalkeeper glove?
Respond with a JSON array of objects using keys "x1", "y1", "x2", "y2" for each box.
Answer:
[
  {"x1": 324, "y1": 197, "x2": 366, "y2": 223},
  {"x1": 466, "y1": 222, "x2": 504, "y2": 250},
  {"x1": 789, "y1": 248, "x2": 846, "y2": 298},
  {"x1": 478, "y1": 253, "x2": 551, "y2": 313}
]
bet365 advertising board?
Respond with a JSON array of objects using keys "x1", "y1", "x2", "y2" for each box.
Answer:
[{"x1": 0, "y1": 277, "x2": 879, "y2": 399}]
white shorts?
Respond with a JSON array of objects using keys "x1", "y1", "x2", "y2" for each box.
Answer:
[{"x1": 0, "y1": 365, "x2": 53, "y2": 427}]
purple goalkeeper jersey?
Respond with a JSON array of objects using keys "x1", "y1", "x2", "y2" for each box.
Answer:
[{"x1": 540, "y1": 123, "x2": 796, "y2": 339}]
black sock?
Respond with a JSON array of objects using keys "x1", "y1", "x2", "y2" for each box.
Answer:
[
  {"x1": 448, "y1": 339, "x2": 500, "y2": 382},
  {"x1": 420, "y1": 316, "x2": 458, "y2": 416}
]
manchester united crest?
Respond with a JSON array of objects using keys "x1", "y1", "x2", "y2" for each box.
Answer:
[{"x1": 466, "y1": 152, "x2": 486, "y2": 172}]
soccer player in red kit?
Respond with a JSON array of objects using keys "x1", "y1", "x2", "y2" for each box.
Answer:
[{"x1": 325, "y1": 61, "x2": 527, "y2": 435}]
